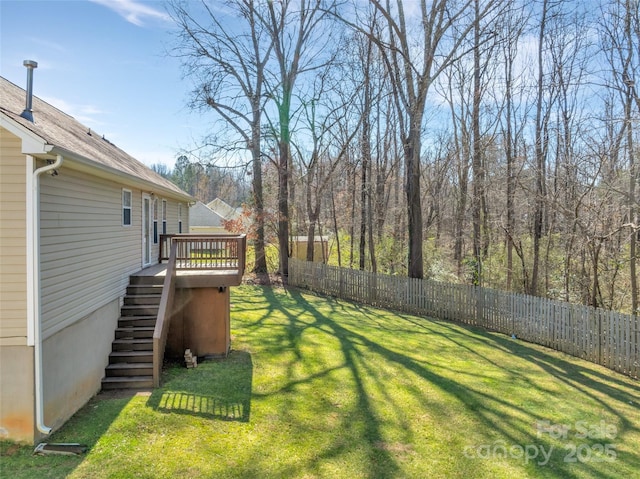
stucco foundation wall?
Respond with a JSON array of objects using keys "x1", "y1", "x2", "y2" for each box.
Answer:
[
  {"x1": 41, "y1": 298, "x2": 120, "y2": 437},
  {"x1": 0, "y1": 346, "x2": 34, "y2": 443}
]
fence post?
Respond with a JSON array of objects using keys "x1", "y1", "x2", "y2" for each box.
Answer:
[
  {"x1": 598, "y1": 311, "x2": 603, "y2": 366},
  {"x1": 476, "y1": 286, "x2": 483, "y2": 327}
]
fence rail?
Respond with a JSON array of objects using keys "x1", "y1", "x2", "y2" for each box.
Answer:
[{"x1": 289, "y1": 259, "x2": 639, "y2": 379}]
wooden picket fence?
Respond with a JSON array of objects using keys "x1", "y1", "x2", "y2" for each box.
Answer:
[{"x1": 289, "y1": 258, "x2": 640, "y2": 379}]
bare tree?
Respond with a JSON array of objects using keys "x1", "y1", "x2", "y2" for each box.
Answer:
[
  {"x1": 340, "y1": 0, "x2": 503, "y2": 278},
  {"x1": 293, "y1": 69, "x2": 359, "y2": 263},
  {"x1": 470, "y1": 0, "x2": 502, "y2": 284},
  {"x1": 497, "y1": 1, "x2": 528, "y2": 291},
  {"x1": 600, "y1": 0, "x2": 640, "y2": 313},
  {"x1": 263, "y1": 0, "x2": 336, "y2": 279},
  {"x1": 170, "y1": 0, "x2": 271, "y2": 273}
]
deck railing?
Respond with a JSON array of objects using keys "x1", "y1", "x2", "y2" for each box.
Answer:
[
  {"x1": 160, "y1": 234, "x2": 246, "y2": 274},
  {"x1": 153, "y1": 240, "x2": 177, "y2": 388}
]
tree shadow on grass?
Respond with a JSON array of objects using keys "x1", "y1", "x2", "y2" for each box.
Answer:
[
  {"x1": 249, "y1": 286, "x2": 402, "y2": 479},
  {"x1": 146, "y1": 350, "x2": 253, "y2": 423},
  {"x1": 276, "y1": 286, "x2": 639, "y2": 479},
  {"x1": 476, "y1": 325, "x2": 640, "y2": 420},
  {"x1": 0, "y1": 390, "x2": 142, "y2": 479}
]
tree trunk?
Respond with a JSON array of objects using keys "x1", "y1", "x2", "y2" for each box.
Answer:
[
  {"x1": 277, "y1": 91, "x2": 291, "y2": 278},
  {"x1": 359, "y1": 159, "x2": 367, "y2": 270},
  {"x1": 330, "y1": 180, "x2": 342, "y2": 267},
  {"x1": 405, "y1": 129, "x2": 424, "y2": 279},
  {"x1": 532, "y1": 0, "x2": 550, "y2": 296},
  {"x1": 277, "y1": 140, "x2": 290, "y2": 278},
  {"x1": 251, "y1": 102, "x2": 268, "y2": 273},
  {"x1": 471, "y1": 0, "x2": 483, "y2": 285}
]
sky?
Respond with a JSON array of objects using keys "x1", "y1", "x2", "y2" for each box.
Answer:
[{"x1": 0, "y1": 0, "x2": 205, "y2": 170}]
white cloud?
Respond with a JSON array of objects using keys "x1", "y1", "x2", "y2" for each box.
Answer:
[
  {"x1": 89, "y1": 0, "x2": 170, "y2": 27},
  {"x1": 41, "y1": 95, "x2": 107, "y2": 126}
]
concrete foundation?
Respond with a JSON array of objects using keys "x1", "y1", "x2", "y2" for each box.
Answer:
[
  {"x1": 0, "y1": 298, "x2": 118, "y2": 444},
  {"x1": 40, "y1": 298, "x2": 119, "y2": 440},
  {"x1": 0, "y1": 345, "x2": 35, "y2": 443}
]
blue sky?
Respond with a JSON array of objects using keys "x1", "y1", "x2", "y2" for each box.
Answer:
[{"x1": 0, "y1": 0, "x2": 203, "y2": 169}]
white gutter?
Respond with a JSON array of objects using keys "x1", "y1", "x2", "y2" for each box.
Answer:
[
  {"x1": 28, "y1": 153, "x2": 63, "y2": 435},
  {"x1": 49, "y1": 145, "x2": 193, "y2": 203}
]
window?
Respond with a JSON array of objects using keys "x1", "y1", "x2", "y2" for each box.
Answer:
[
  {"x1": 178, "y1": 204, "x2": 183, "y2": 234},
  {"x1": 122, "y1": 189, "x2": 132, "y2": 226},
  {"x1": 162, "y1": 200, "x2": 167, "y2": 235},
  {"x1": 153, "y1": 199, "x2": 158, "y2": 244}
]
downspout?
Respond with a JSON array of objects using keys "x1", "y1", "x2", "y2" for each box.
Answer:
[{"x1": 29, "y1": 153, "x2": 63, "y2": 435}]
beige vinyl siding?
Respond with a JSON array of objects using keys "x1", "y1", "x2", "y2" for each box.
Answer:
[
  {"x1": 182, "y1": 203, "x2": 189, "y2": 232},
  {"x1": 39, "y1": 167, "x2": 141, "y2": 339},
  {"x1": 0, "y1": 128, "x2": 27, "y2": 346},
  {"x1": 165, "y1": 198, "x2": 179, "y2": 233}
]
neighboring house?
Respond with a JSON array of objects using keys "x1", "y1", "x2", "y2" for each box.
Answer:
[
  {"x1": 189, "y1": 201, "x2": 227, "y2": 234},
  {"x1": 207, "y1": 198, "x2": 241, "y2": 222},
  {"x1": 0, "y1": 71, "x2": 192, "y2": 443},
  {"x1": 190, "y1": 198, "x2": 246, "y2": 234}
]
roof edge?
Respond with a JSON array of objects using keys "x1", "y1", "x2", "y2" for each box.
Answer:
[
  {"x1": 49, "y1": 145, "x2": 193, "y2": 202},
  {"x1": 2, "y1": 109, "x2": 192, "y2": 203},
  {"x1": 0, "y1": 113, "x2": 52, "y2": 154}
]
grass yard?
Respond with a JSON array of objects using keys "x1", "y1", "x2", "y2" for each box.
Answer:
[{"x1": 1, "y1": 285, "x2": 639, "y2": 478}]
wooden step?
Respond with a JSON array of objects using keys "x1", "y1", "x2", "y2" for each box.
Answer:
[
  {"x1": 121, "y1": 304, "x2": 159, "y2": 317},
  {"x1": 129, "y1": 275, "x2": 164, "y2": 286},
  {"x1": 101, "y1": 270, "x2": 168, "y2": 392},
  {"x1": 105, "y1": 362, "x2": 153, "y2": 377},
  {"x1": 113, "y1": 338, "x2": 153, "y2": 351},
  {"x1": 109, "y1": 351, "x2": 153, "y2": 363},
  {"x1": 115, "y1": 327, "x2": 155, "y2": 339},
  {"x1": 118, "y1": 316, "x2": 156, "y2": 328},
  {"x1": 127, "y1": 284, "x2": 163, "y2": 295},
  {"x1": 124, "y1": 294, "x2": 162, "y2": 306},
  {"x1": 101, "y1": 376, "x2": 153, "y2": 390}
]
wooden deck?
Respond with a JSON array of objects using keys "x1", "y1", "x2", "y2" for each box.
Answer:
[
  {"x1": 140, "y1": 234, "x2": 247, "y2": 288},
  {"x1": 135, "y1": 263, "x2": 244, "y2": 288}
]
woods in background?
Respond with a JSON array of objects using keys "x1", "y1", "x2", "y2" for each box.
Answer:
[{"x1": 162, "y1": 0, "x2": 639, "y2": 314}]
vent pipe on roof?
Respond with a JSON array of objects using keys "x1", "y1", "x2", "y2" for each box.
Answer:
[{"x1": 20, "y1": 60, "x2": 38, "y2": 122}]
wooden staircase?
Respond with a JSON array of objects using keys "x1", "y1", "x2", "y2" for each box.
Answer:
[{"x1": 101, "y1": 274, "x2": 163, "y2": 390}]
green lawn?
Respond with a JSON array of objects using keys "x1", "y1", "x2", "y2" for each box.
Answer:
[{"x1": 2, "y1": 285, "x2": 639, "y2": 478}]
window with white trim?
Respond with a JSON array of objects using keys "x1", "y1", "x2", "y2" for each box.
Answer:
[
  {"x1": 178, "y1": 204, "x2": 183, "y2": 234},
  {"x1": 153, "y1": 198, "x2": 159, "y2": 244},
  {"x1": 162, "y1": 199, "x2": 167, "y2": 235},
  {"x1": 122, "y1": 189, "x2": 132, "y2": 226}
]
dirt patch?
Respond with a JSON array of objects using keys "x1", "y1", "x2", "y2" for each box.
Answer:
[
  {"x1": 374, "y1": 441, "x2": 415, "y2": 456},
  {"x1": 0, "y1": 443, "x2": 21, "y2": 456},
  {"x1": 242, "y1": 273, "x2": 286, "y2": 287}
]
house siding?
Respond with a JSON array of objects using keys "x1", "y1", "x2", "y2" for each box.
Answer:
[
  {"x1": 1, "y1": 77, "x2": 193, "y2": 443},
  {"x1": 39, "y1": 167, "x2": 141, "y2": 339},
  {"x1": 0, "y1": 128, "x2": 27, "y2": 347},
  {"x1": 38, "y1": 165, "x2": 187, "y2": 339}
]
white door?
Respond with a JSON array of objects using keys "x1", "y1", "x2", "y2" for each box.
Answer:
[{"x1": 142, "y1": 194, "x2": 152, "y2": 266}]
